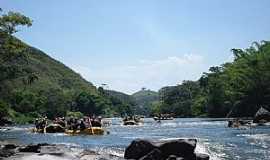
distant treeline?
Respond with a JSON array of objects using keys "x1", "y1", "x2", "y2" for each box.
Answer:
[{"x1": 152, "y1": 41, "x2": 270, "y2": 118}]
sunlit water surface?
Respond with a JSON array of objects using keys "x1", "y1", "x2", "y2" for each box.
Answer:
[{"x1": 1, "y1": 118, "x2": 270, "y2": 160}]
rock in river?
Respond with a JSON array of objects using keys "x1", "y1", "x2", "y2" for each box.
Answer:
[
  {"x1": 124, "y1": 139, "x2": 156, "y2": 159},
  {"x1": 124, "y1": 138, "x2": 209, "y2": 160}
]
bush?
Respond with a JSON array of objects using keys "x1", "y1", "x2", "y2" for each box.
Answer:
[{"x1": 0, "y1": 100, "x2": 10, "y2": 118}]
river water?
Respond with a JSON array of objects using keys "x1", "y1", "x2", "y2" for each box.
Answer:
[{"x1": 0, "y1": 118, "x2": 270, "y2": 160}]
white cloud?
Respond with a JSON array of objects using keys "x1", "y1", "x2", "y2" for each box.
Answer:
[{"x1": 71, "y1": 54, "x2": 208, "y2": 94}]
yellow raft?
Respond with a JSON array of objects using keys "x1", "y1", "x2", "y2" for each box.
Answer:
[
  {"x1": 31, "y1": 128, "x2": 44, "y2": 133},
  {"x1": 65, "y1": 127, "x2": 105, "y2": 135}
]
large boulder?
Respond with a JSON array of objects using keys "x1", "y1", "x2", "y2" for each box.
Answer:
[
  {"x1": 18, "y1": 143, "x2": 50, "y2": 153},
  {"x1": 3, "y1": 144, "x2": 18, "y2": 150},
  {"x1": 124, "y1": 139, "x2": 156, "y2": 159},
  {"x1": 139, "y1": 148, "x2": 163, "y2": 160},
  {"x1": 124, "y1": 138, "x2": 206, "y2": 160},
  {"x1": 155, "y1": 139, "x2": 197, "y2": 158},
  {"x1": 253, "y1": 107, "x2": 270, "y2": 123}
]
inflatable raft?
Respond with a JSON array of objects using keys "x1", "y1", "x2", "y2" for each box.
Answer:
[
  {"x1": 123, "y1": 120, "x2": 138, "y2": 125},
  {"x1": 32, "y1": 124, "x2": 65, "y2": 133},
  {"x1": 153, "y1": 117, "x2": 174, "y2": 121},
  {"x1": 32, "y1": 128, "x2": 44, "y2": 133},
  {"x1": 65, "y1": 127, "x2": 105, "y2": 135}
]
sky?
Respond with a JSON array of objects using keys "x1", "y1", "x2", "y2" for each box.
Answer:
[{"x1": 2, "y1": 0, "x2": 270, "y2": 94}]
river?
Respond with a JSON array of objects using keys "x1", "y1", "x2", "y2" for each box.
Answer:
[{"x1": 0, "y1": 118, "x2": 270, "y2": 160}]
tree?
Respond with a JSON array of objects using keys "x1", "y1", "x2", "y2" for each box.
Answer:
[
  {"x1": 0, "y1": 9, "x2": 32, "y2": 62},
  {"x1": 0, "y1": 9, "x2": 36, "y2": 106},
  {"x1": 0, "y1": 11, "x2": 32, "y2": 34},
  {"x1": 0, "y1": 100, "x2": 10, "y2": 118},
  {"x1": 0, "y1": 9, "x2": 34, "y2": 87}
]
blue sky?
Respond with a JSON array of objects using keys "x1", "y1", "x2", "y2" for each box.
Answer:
[{"x1": 2, "y1": 0, "x2": 270, "y2": 94}]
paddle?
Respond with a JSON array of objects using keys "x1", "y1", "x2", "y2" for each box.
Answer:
[{"x1": 89, "y1": 118, "x2": 94, "y2": 134}]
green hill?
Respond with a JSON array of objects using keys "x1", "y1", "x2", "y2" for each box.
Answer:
[
  {"x1": 104, "y1": 89, "x2": 160, "y2": 116},
  {"x1": 17, "y1": 46, "x2": 97, "y2": 93},
  {"x1": 105, "y1": 90, "x2": 136, "y2": 105},
  {"x1": 132, "y1": 89, "x2": 159, "y2": 116},
  {"x1": 133, "y1": 89, "x2": 159, "y2": 100},
  {"x1": 0, "y1": 35, "x2": 98, "y2": 121},
  {"x1": 104, "y1": 90, "x2": 136, "y2": 116},
  {"x1": 0, "y1": 35, "x2": 130, "y2": 123}
]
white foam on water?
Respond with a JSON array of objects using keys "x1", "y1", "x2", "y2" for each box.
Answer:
[
  {"x1": 4, "y1": 126, "x2": 31, "y2": 131},
  {"x1": 51, "y1": 133, "x2": 66, "y2": 136},
  {"x1": 177, "y1": 121, "x2": 226, "y2": 127},
  {"x1": 0, "y1": 128, "x2": 9, "y2": 132},
  {"x1": 122, "y1": 136, "x2": 148, "y2": 139},
  {"x1": 196, "y1": 141, "x2": 225, "y2": 160},
  {"x1": 55, "y1": 142, "x2": 80, "y2": 147},
  {"x1": 159, "y1": 137, "x2": 190, "y2": 141},
  {"x1": 238, "y1": 133, "x2": 270, "y2": 150},
  {"x1": 10, "y1": 152, "x2": 79, "y2": 160},
  {"x1": 156, "y1": 137, "x2": 223, "y2": 160},
  {"x1": 161, "y1": 122, "x2": 177, "y2": 127},
  {"x1": 238, "y1": 133, "x2": 270, "y2": 140},
  {"x1": 91, "y1": 146, "x2": 124, "y2": 158}
]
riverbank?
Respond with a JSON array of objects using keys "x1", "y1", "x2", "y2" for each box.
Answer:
[{"x1": 0, "y1": 141, "x2": 124, "y2": 160}]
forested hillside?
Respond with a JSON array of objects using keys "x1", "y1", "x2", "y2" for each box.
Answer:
[
  {"x1": 0, "y1": 10, "x2": 131, "y2": 124},
  {"x1": 103, "y1": 89, "x2": 135, "y2": 116},
  {"x1": 152, "y1": 41, "x2": 270, "y2": 118},
  {"x1": 132, "y1": 89, "x2": 159, "y2": 116}
]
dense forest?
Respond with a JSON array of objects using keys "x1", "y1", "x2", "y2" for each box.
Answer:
[
  {"x1": 153, "y1": 41, "x2": 270, "y2": 118},
  {"x1": 0, "y1": 9, "x2": 133, "y2": 124}
]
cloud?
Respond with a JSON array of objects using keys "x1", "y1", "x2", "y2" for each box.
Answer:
[{"x1": 71, "y1": 54, "x2": 208, "y2": 94}]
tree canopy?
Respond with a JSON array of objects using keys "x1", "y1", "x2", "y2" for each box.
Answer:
[{"x1": 151, "y1": 41, "x2": 270, "y2": 118}]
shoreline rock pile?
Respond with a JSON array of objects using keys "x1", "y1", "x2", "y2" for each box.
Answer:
[
  {"x1": 124, "y1": 138, "x2": 209, "y2": 160},
  {"x1": 0, "y1": 142, "x2": 123, "y2": 160}
]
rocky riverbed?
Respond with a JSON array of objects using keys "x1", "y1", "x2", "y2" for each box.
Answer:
[{"x1": 0, "y1": 141, "x2": 124, "y2": 160}]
